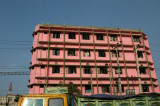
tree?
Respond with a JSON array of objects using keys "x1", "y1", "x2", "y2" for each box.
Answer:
[{"x1": 67, "y1": 82, "x2": 81, "y2": 97}]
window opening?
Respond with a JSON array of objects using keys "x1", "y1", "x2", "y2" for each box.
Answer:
[
  {"x1": 110, "y1": 35, "x2": 117, "y2": 41},
  {"x1": 53, "y1": 32, "x2": 60, "y2": 38},
  {"x1": 82, "y1": 33, "x2": 90, "y2": 40},
  {"x1": 98, "y1": 50, "x2": 106, "y2": 57},
  {"x1": 96, "y1": 34, "x2": 104, "y2": 40},
  {"x1": 69, "y1": 33, "x2": 76, "y2": 39},
  {"x1": 52, "y1": 66, "x2": 60, "y2": 73},
  {"x1": 84, "y1": 50, "x2": 90, "y2": 57},
  {"x1": 68, "y1": 49, "x2": 75, "y2": 56},
  {"x1": 68, "y1": 66, "x2": 76, "y2": 74},
  {"x1": 53, "y1": 49, "x2": 60, "y2": 56}
]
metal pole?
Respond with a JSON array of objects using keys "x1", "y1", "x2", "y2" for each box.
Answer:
[
  {"x1": 115, "y1": 46, "x2": 122, "y2": 95},
  {"x1": 134, "y1": 45, "x2": 142, "y2": 93}
]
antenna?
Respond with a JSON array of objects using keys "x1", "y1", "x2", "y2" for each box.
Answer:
[{"x1": 8, "y1": 82, "x2": 12, "y2": 94}]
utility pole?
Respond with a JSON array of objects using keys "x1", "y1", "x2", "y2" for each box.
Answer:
[
  {"x1": 115, "y1": 46, "x2": 122, "y2": 95},
  {"x1": 134, "y1": 45, "x2": 142, "y2": 93},
  {"x1": 109, "y1": 64, "x2": 112, "y2": 95},
  {"x1": 90, "y1": 69, "x2": 93, "y2": 94}
]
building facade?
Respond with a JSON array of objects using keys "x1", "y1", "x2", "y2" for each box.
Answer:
[
  {"x1": 0, "y1": 94, "x2": 19, "y2": 106},
  {"x1": 28, "y1": 24, "x2": 159, "y2": 95}
]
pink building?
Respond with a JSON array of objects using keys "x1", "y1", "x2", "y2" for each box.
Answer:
[{"x1": 28, "y1": 24, "x2": 159, "y2": 95}]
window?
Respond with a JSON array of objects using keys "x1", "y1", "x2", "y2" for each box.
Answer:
[
  {"x1": 85, "y1": 85, "x2": 91, "y2": 93},
  {"x1": 84, "y1": 50, "x2": 90, "y2": 57},
  {"x1": 53, "y1": 32, "x2": 60, "y2": 38},
  {"x1": 142, "y1": 85, "x2": 149, "y2": 92},
  {"x1": 102, "y1": 85, "x2": 110, "y2": 93},
  {"x1": 44, "y1": 32, "x2": 48, "y2": 34},
  {"x1": 140, "y1": 67, "x2": 146, "y2": 74},
  {"x1": 122, "y1": 85, "x2": 125, "y2": 92},
  {"x1": 52, "y1": 66, "x2": 60, "y2": 73},
  {"x1": 23, "y1": 98, "x2": 43, "y2": 106},
  {"x1": 40, "y1": 85, "x2": 44, "y2": 88},
  {"x1": 112, "y1": 50, "x2": 120, "y2": 57},
  {"x1": 96, "y1": 34, "x2": 104, "y2": 40},
  {"x1": 138, "y1": 51, "x2": 143, "y2": 58},
  {"x1": 110, "y1": 35, "x2": 117, "y2": 41},
  {"x1": 53, "y1": 49, "x2": 60, "y2": 56},
  {"x1": 115, "y1": 67, "x2": 122, "y2": 74},
  {"x1": 43, "y1": 48, "x2": 46, "y2": 51},
  {"x1": 68, "y1": 49, "x2": 75, "y2": 56},
  {"x1": 133, "y1": 36, "x2": 140, "y2": 42},
  {"x1": 68, "y1": 66, "x2": 76, "y2": 74},
  {"x1": 69, "y1": 33, "x2": 76, "y2": 39},
  {"x1": 49, "y1": 98, "x2": 64, "y2": 106},
  {"x1": 99, "y1": 67, "x2": 107, "y2": 74},
  {"x1": 98, "y1": 50, "x2": 105, "y2": 57},
  {"x1": 84, "y1": 67, "x2": 91, "y2": 74},
  {"x1": 41, "y1": 65, "x2": 45, "y2": 68},
  {"x1": 82, "y1": 33, "x2": 90, "y2": 40},
  {"x1": 32, "y1": 67, "x2": 34, "y2": 70}
]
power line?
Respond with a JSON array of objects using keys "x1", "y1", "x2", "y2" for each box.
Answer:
[
  {"x1": 0, "y1": 66, "x2": 28, "y2": 67},
  {"x1": 0, "y1": 48, "x2": 31, "y2": 49},
  {"x1": 0, "y1": 71, "x2": 30, "y2": 75}
]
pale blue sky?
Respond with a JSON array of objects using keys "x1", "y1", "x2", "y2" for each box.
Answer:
[{"x1": 0, "y1": 0, "x2": 160, "y2": 95}]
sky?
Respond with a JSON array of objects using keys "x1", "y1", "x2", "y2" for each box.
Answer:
[{"x1": 0, "y1": 0, "x2": 160, "y2": 95}]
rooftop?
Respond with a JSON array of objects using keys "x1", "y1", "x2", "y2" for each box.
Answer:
[{"x1": 38, "y1": 24, "x2": 143, "y2": 33}]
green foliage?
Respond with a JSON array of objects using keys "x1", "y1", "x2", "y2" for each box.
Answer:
[{"x1": 67, "y1": 82, "x2": 81, "y2": 96}]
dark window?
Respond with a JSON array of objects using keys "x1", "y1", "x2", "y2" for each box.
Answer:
[
  {"x1": 99, "y1": 67, "x2": 107, "y2": 74},
  {"x1": 138, "y1": 51, "x2": 143, "y2": 58},
  {"x1": 44, "y1": 32, "x2": 48, "y2": 34},
  {"x1": 52, "y1": 84, "x2": 58, "y2": 87},
  {"x1": 49, "y1": 99, "x2": 64, "y2": 106},
  {"x1": 68, "y1": 49, "x2": 75, "y2": 56},
  {"x1": 82, "y1": 33, "x2": 90, "y2": 40},
  {"x1": 110, "y1": 35, "x2": 117, "y2": 41},
  {"x1": 133, "y1": 36, "x2": 140, "y2": 42},
  {"x1": 52, "y1": 66, "x2": 60, "y2": 73},
  {"x1": 32, "y1": 66, "x2": 34, "y2": 70},
  {"x1": 142, "y1": 85, "x2": 149, "y2": 92},
  {"x1": 122, "y1": 85, "x2": 125, "y2": 92},
  {"x1": 40, "y1": 85, "x2": 44, "y2": 88},
  {"x1": 84, "y1": 50, "x2": 90, "y2": 57},
  {"x1": 30, "y1": 85, "x2": 33, "y2": 88},
  {"x1": 41, "y1": 65, "x2": 45, "y2": 68},
  {"x1": 68, "y1": 66, "x2": 76, "y2": 74},
  {"x1": 84, "y1": 67, "x2": 91, "y2": 74},
  {"x1": 96, "y1": 34, "x2": 104, "y2": 40},
  {"x1": 115, "y1": 67, "x2": 122, "y2": 74},
  {"x1": 98, "y1": 50, "x2": 106, "y2": 57},
  {"x1": 53, "y1": 32, "x2": 60, "y2": 38},
  {"x1": 43, "y1": 48, "x2": 46, "y2": 51},
  {"x1": 69, "y1": 33, "x2": 76, "y2": 39},
  {"x1": 53, "y1": 49, "x2": 60, "y2": 56},
  {"x1": 140, "y1": 67, "x2": 146, "y2": 74},
  {"x1": 85, "y1": 85, "x2": 91, "y2": 93},
  {"x1": 102, "y1": 85, "x2": 110, "y2": 93},
  {"x1": 112, "y1": 50, "x2": 120, "y2": 57}
]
